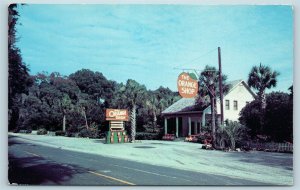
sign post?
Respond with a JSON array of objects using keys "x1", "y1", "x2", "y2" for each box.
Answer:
[
  {"x1": 105, "y1": 109, "x2": 129, "y2": 144},
  {"x1": 105, "y1": 109, "x2": 129, "y2": 121}
]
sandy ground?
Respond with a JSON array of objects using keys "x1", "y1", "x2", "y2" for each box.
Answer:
[{"x1": 8, "y1": 132, "x2": 293, "y2": 185}]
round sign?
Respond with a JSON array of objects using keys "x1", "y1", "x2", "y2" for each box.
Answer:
[{"x1": 177, "y1": 72, "x2": 198, "y2": 98}]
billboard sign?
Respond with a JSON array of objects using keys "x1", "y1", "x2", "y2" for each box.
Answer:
[
  {"x1": 177, "y1": 72, "x2": 198, "y2": 98},
  {"x1": 106, "y1": 109, "x2": 129, "y2": 121}
]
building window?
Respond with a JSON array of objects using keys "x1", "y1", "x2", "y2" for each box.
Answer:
[
  {"x1": 225, "y1": 100, "x2": 230, "y2": 110},
  {"x1": 234, "y1": 100, "x2": 238, "y2": 110}
]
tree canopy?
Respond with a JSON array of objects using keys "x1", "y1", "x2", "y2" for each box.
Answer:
[
  {"x1": 239, "y1": 91, "x2": 293, "y2": 142},
  {"x1": 8, "y1": 4, "x2": 33, "y2": 130},
  {"x1": 11, "y1": 69, "x2": 179, "y2": 140},
  {"x1": 247, "y1": 63, "x2": 279, "y2": 110}
]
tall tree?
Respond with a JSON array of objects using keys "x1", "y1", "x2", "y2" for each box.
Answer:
[
  {"x1": 264, "y1": 92, "x2": 293, "y2": 142},
  {"x1": 69, "y1": 69, "x2": 116, "y2": 106},
  {"x1": 239, "y1": 91, "x2": 293, "y2": 142},
  {"x1": 247, "y1": 63, "x2": 279, "y2": 110},
  {"x1": 8, "y1": 4, "x2": 33, "y2": 130},
  {"x1": 145, "y1": 88, "x2": 180, "y2": 131},
  {"x1": 145, "y1": 92, "x2": 159, "y2": 131},
  {"x1": 198, "y1": 65, "x2": 229, "y2": 148},
  {"x1": 119, "y1": 80, "x2": 146, "y2": 142}
]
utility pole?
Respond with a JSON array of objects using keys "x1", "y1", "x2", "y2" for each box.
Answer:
[{"x1": 218, "y1": 47, "x2": 224, "y2": 125}]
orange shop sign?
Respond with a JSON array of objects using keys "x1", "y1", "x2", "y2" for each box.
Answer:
[
  {"x1": 105, "y1": 109, "x2": 129, "y2": 121},
  {"x1": 177, "y1": 72, "x2": 198, "y2": 98}
]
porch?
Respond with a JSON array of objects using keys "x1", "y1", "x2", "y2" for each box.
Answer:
[{"x1": 163, "y1": 111, "x2": 202, "y2": 138}]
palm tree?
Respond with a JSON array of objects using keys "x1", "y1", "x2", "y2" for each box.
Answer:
[
  {"x1": 218, "y1": 121, "x2": 247, "y2": 150},
  {"x1": 145, "y1": 91, "x2": 171, "y2": 132},
  {"x1": 120, "y1": 80, "x2": 146, "y2": 142},
  {"x1": 145, "y1": 93, "x2": 159, "y2": 131},
  {"x1": 199, "y1": 65, "x2": 229, "y2": 148},
  {"x1": 60, "y1": 94, "x2": 72, "y2": 132},
  {"x1": 248, "y1": 63, "x2": 279, "y2": 110}
]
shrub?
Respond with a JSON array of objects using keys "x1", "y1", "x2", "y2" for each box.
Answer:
[
  {"x1": 37, "y1": 128, "x2": 47, "y2": 135},
  {"x1": 55, "y1": 130, "x2": 66, "y2": 136},
  {"x1": 78, "y1": 128, "x2": 99, "y2": 138},
  {"x1": 217, "y1": 121, "x2": 248, "y2": 150},
  {"x1": 18, "y1": 129, "x2": 32, "y2": 134},
  {"x1": 136, "y1": 132, "x2": 160, "y2": 140}
]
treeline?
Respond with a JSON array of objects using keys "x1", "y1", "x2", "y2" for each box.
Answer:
[
  {"x1": 239, "y1": 90, "x2": 293, "y2": 143},
  {"x1": 8, "y1": 5, "x2": 179, "y2": 137},
  {"x1": 10, "y1": 69, "x2": 180, "y2": 135}
]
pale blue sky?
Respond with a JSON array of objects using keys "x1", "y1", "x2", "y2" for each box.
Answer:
[{"x1": 16, "y1": 5, "x2": 293, "y2": 92}]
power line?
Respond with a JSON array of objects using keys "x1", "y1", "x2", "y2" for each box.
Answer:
[{"x1": 175, "y1": 47, "x2": 218, "y2": 68}]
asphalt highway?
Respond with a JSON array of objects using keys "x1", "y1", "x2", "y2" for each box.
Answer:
[{"x1": 8, "y1": 135, "x2": 268, "y2": 186}]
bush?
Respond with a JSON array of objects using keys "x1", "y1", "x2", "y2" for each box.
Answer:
[
  {"x1": 239, "y1": 92, "x2": 293, "y2": 142},
  {"x1": 78, "y1": 128, "x2": 99, "y2": 138},
  {"x1": 18, "y1": 129, "x2": 32, "y2": 134},
  {"x1": 217, "y1": 121, "x2": 248, "y2": 150},
  {"x1": 55, "y1": 130, "x2": 66, "y2": 136},
  {"x1": 136, "y1": 132, "x2": 160, "y2": 140},
  {"x1": 37, "y1": 128, "x2": 47, "y2": 135}
]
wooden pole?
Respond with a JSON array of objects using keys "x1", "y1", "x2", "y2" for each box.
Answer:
[
  {"x1": 176, "y1": 117, "x2": 179, "y2": 138},
  {"x1": 218, "y1": 47, "x2": 224, "y2": 125}
]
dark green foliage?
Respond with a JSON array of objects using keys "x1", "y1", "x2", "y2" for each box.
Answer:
[
  {"x1": 217, "y1": 121, "x2": 249, "y2": 150},
  {"x1": 239, "y1": 100, "x2": 262, "y2": 137},
  {"x1": 78, "y1": 128, "x2": 99, "y2": 138},
  {"x1": 55, "y1": 130, "x2": 66, "y2": 136},
  {"x1": 37, "y1": 128, "x2": 47, "y2": 135},
  {"x1": 135, "y1": 132, "x2": 162, "y2": 140},
  {"x1": 12, "y1": 68, "x2": 178, "y2": 139},
  {"x1": 264, "y1": 92, "x2": 293, "y2": 142},
  {"x1": 239, "y1": 91, "x2": 293, "y2": 142},
  {"x1": 8, "y1": 4, "x2": 33, "y2": 131},
  {"x1": 197, "y1": 65, "x2": 229, "y2": 148},
  {"x1": 69, "y1": 69, "x2": 115, "y2": 106},
  {"x1": 247, "y1": 63, "x2": 279, "y2": 110}
]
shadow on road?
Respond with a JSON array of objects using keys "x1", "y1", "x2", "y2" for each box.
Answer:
[
  {"x1": 8, "y1": 154, "x2": 87, "y2": 185},
  {"x1": 8, "y1": 136, "x2": 36, "y2": 147},
  {"x1": 224, "y1": 151, "x2": 293, "y2": 171}
]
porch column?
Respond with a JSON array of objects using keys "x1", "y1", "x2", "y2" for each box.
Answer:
[
  {"x1": 176, "y1": 117, "x2": 179, "y2": 138},
  {"x1": 199, "y1": 119, "x2": 202, "y2": 133},
  {"x1": 188, "y1": 117, "x2": 191, "y2": 136},
  {"x1": 195, "y1": 122, "x2": 198, "y2": 134},
  {"x1": 164, "y1": 118, "x2": 168, "y2": 135}
]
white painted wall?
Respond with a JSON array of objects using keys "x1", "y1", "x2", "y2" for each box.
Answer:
[
  {"x1": 221, "y1": 82, "x2": 255, "y2": 121},
  {"x1": 202, "y1": 82, "x2": 255, "y2": 125}
]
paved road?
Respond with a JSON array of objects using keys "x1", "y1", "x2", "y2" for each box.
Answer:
[{"x1": 8, "y1": 135, "x2": 269, "y2": 186}]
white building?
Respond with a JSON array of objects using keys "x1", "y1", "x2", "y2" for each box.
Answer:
[
  {"x1": 202, "y1": 79, "x2": 257, "y2": 125},
  {"x1": 162, "y1": 80, "x2": 256, "y2": 137}
]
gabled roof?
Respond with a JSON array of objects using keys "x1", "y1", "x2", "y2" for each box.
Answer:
[
  {"x1": 227, "y1": 79, "x2": 257, "y2": 98},
  {"x1": 162, "y1": 97, "x2": 199, "y2": 115},
  {"x1": 162, "y1": 79, "x2": 256, "y2": 115}
]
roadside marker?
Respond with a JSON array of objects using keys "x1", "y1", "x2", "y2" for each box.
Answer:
[{"x1": 88, "y1": 171, "x2": 135, "y2": 185}]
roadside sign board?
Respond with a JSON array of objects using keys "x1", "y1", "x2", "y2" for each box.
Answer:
[
  {"x1": 106, "y1": 109, "x2": 129, "y2": 121},
  {"x1": 177, "y1": 72, "x2": 198, "y2": 98}
]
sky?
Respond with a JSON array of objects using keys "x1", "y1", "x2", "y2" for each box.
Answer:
[{"x1": 16, "y1": 4, "x2": 293, "y2": 93}]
